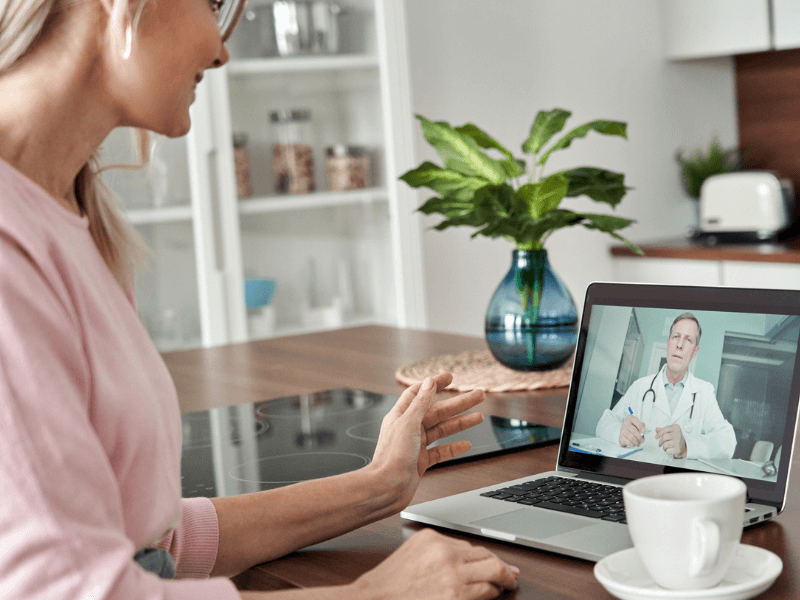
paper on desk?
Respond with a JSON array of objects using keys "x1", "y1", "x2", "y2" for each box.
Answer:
[
  {"x1": 696, "y1": 458, "x2": 774, "y2": 480},
  {"x1": 569, "y1": 437, "x2": 643, "y2": 459}
]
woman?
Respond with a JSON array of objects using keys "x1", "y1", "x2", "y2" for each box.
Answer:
[{"x1": 0, "y1": 0, "x2": 520, "y2": 598}]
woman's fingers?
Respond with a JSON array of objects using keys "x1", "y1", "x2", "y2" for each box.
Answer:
[
  {"x1": 464, "y1": 557, "x2": 520, "y2": 591},
  {"x1": 421, "y1": 388, "x2": 485, "y2": 430},
  {"x1": 389, "y1": 372, "x2": 454, "y2": 419},
  {"x1": 355, "y1": 529, "x2": 519, "y2": 600},
  {"x1": 459, "y1": 543, "x2": 520, "y2": 595},
  {"x1": 425, "y1": 410, "x2": 484, "y2": 444},
  {"x1": 426, "y1": 440, "x2": 472, "y2": 466},
  {"x1": 464, "y1": 582, "x2": 504, "y2": 600}
]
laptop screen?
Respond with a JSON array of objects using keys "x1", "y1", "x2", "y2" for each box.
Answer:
[{"x1": 558, "y1": 283, "x2": 800, "y2": 508}]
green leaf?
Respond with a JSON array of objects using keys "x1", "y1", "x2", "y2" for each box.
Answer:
[
  {"x1": 416, "y1": 115, "x2": 508, "y2": 184},
  {"x1": 504, "y1": 158, "x2": 527, "y2": 178},
  {"x1": 675, "y1": 140, "x2": 740, "y2": 198},
  {"x1": 400, "y1": 162, "x2": 487, "y2": 201},
  {"x1": 578, "y1": 213, "x2": 643, "y2": 254},
  {"x1": 455, "y1": 123, "x2": 513, "y2": 159},
  {"x1": 515, "y1": 210, "x2": 584, "y2": 249},
  {"x1": 522, "y1": 108, "x2": 572, "y2": 155},
  {"x1": 431, "y1": 213, "x2": 485, "y2": 230},
  {"x1": 558, "y1": 167, "x2": 629, "y2": 207},
  {"x1": 454, "y1": 124, "x2": 526, "y2": 179},
  {"x1": 466, "y1": 185, "x2": 526, "y2": 240},
  {"x1": 473, "y1": 184, "x2": 517, "y2": 223},
  {"x1": 417, "y1": 195, "x2": 475, "y2": 217},
  {"x1": 539, "y1": 120, "x2": 627, "y2": 166},
  {"x1": 518, "y1": 173, "x2": 569, "y2": 219}
]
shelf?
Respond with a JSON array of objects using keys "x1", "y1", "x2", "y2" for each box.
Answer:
[
  {"x1": 126, "y1": 204, "x2": 193, "y2": 225},
  {"x1": 264, "y1": 314, "x2": 389, "y2": 340},
  {"x1": 227, "y1": 54, "x2": 379, "y2": 76},
  {"x1": 237, "y1": 187, "x2": 388, "y2": 215}
]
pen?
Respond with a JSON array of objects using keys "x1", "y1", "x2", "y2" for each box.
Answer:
[{"x1": 628, "y1": 407, "x2": 645, "y2": 438}]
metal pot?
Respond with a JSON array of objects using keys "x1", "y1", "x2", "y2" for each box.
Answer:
[{"x1": 273, "y1": 0, "x2": 339, "y2": 56}]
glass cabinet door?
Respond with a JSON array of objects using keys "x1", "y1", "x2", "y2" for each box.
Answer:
[
  {"x1": 100, "y1": 128, "x2": 205, "y2": 351},
  {"x1": 103, "y1": 0, "x2": 425, "y2": 349},
  {"x1": 212, "y1": 0, "x2": 425, "y2": 340}
]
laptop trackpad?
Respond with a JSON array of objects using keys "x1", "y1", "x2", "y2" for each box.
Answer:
[{"x1": 471, "y1": 507, "x2": 592, "y2": 540}]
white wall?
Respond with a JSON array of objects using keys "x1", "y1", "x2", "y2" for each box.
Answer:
[
  {"x1": 573, "y1": 305, "x2": 632, "y2": 436},
  {"x1": 404, "y1": 0, "x2": 739, "y2": 337}
]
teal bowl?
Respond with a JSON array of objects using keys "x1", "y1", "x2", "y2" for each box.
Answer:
[{"x1": 244, "y1": 278, "x2": 276, "y2": 309}]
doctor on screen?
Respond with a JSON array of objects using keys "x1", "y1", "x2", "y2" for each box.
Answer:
[{"x1": 595, "y1": 312, "x2": 736, "y2": 459}]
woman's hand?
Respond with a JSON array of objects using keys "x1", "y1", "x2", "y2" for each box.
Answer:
[
  {"x1": 352, "y1": 528, "x2": 519, "y2": 600},
  {"x1": 371, "y1": 372, "x2": 485, "y2": 510}
]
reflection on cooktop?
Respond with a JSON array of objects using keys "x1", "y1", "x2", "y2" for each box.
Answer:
[{"x1": 180, "y1": 389, "x2": 561, "y2": 498}]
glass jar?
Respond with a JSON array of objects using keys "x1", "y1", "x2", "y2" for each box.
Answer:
[
  {"x1": 232, "y1": 132, "x2": 252, "y2": 198},
  {"x1": 325, "y1": 145, "x2": 369, "y2": 191},
  {"x1": 273, "y1": 0, "x2": 312, "y2": 56},
  {"x1": 311, "y1": 0, "x2": 340, "y2": 54},
  {"x1": 271, "y1": 109, "x2": 315, "y2": 194}
]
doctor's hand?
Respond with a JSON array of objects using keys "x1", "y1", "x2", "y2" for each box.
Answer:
[
  {"x1": 655, "y1": 424, "x2": 687, "y2": 458},
  {"x1": 619, "y1": 414, "x2": 646, "y2": 447}
]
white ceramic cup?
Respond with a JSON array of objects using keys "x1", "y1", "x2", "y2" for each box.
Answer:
[{"x1": 623, "y1": 473, "x2": 746, "y2": 590}]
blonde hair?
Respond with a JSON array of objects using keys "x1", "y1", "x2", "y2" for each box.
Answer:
[{"x1": 1, "y1": 0, "x2": 151, "y2": 291}]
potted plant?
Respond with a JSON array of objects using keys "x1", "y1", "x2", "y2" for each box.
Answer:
[
  {"x1": 675, "y1": 139, "x2": 740, "y2": 234},
  {"x1": 400, "y1": 108, "x2": 642, "y2": 371}
]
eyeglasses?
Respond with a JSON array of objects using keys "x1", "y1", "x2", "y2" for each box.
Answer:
[{"x1": 216, "y1": 0, "x2": 248, "y2": 41}]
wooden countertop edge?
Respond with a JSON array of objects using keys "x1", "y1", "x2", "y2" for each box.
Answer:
[{"x1": 611, "y1": 241, "x2": 800, "y2": 264}]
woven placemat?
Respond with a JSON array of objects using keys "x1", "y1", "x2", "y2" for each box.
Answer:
[{"x1": 395, "y1": 349, "x2": 573, "y2": 392}]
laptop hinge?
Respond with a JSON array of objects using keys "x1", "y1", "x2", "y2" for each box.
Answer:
[
  {"x1": 581, "y1": 472, "x2": 630, "y2": 485},
  {"x1": 562, "y1": 469, "x2": 630, "y2": 486}
]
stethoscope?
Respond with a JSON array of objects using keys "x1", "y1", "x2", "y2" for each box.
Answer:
[{"x1": 641, "y1": 366, "x2": 697, "y2": 419}]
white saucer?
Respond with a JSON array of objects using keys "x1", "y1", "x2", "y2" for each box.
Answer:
[{"x1": 594, "y1": 544, "x2": 782, "y2": 600}]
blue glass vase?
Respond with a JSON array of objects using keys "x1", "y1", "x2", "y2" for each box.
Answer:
[{"x1": 485, "y1": 250, "x2": 578, "y2": 371}]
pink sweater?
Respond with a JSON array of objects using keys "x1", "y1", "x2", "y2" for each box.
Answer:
[{"x1": 0, "y1": 159, "x2": 239, "y2": 598}]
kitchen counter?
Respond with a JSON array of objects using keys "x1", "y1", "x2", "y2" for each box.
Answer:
[
  {"x1": 609, "y1": 236, "x2": 800, "y2": 289},
  {"x1": 611, "y1": 236, "x2": 800, "y2": 264}
]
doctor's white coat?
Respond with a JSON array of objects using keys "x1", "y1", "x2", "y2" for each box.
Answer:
[{"x1": 595, "y1": 370, "x2": 736, "y2": 459}]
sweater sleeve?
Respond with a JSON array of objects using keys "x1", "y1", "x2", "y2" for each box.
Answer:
[
  {"x1": 0, "y1": 236, "x2": 240, "y2": 599},
  {"x1": 154, "y1": 498, "x2": 222, "y2": 579}
]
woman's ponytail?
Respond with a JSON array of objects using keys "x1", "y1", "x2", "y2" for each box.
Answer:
[{"x1": 76, "y1": 152, "x2": 150, "y2": 292}]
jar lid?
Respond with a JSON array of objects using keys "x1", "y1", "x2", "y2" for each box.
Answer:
[
  {"x1": 233, "y1": 132, "x2": 248, "y2": 148},
  {"x1": 326, "y1": 144, "x2": 366, "y2": 157},
  {"x1": 270, "y1": 109, "x2": 312, "y2": 123}
]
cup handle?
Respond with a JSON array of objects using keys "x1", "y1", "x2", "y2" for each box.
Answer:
[{"x1": 689, "y1": 519, "x2": 721, "y2": 576}]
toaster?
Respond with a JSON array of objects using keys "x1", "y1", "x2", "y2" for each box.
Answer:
[{"x1": 698, "y1": 171, "x2": 795, "y2": 241}]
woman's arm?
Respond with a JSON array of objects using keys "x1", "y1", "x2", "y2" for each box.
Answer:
[{"x1": 210, "y1": 373, "x2": 485, "y2": 578}]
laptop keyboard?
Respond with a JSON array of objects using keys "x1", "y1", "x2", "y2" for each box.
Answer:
[{"x1": 480, "y1": 476, "x2": 627, "y2": 523}]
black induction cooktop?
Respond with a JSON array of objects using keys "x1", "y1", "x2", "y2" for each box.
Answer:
[{"x1": 180, "y1": 388, "x2": 561, "y2": 498}]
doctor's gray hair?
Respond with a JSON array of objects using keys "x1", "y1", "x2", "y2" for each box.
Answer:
[{"x1": 670, "y1": 312, "x2": 702, "y2": 344}]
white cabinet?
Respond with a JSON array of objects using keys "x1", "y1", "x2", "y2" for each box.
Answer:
[
  {"x1": 721, "y1": 261, "x2": 800, "y2": 289},
  {"x1": 613, "y1": 257, "x2": 722, "y2": 286},
  {"x1": 660, "y1": 0, "x2": 800, "y2": 58},
  {"x1": 108, "y1": 0, "x2": 425, "y2": 350},
  {"x1": 773, "y1": 0, "x2": 800, "y2": 49},
  {"x1": 613, "y1": 256, "x2": 800, "y2": 290},
  {"x1": 660, "y1": 0, "x2": 771, "y2": 60},
  {"x1": 101, "y1": 129, "x2": 216, "y2": 351}
]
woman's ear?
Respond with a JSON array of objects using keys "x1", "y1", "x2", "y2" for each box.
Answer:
[{"x1": 98, "y1": 0, "x2": 147, "y2": 61}]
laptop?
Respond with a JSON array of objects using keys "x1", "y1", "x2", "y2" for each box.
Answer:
[{"x1": 401, "y1": 282, "x2": 800, "y2": 561}]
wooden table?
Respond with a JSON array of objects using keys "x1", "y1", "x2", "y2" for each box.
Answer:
[{"x1": 162, "y1": 325, "x2": 797, "y2": 599}]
